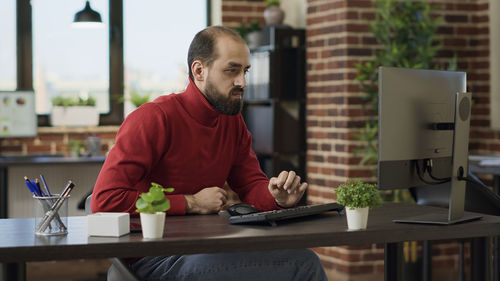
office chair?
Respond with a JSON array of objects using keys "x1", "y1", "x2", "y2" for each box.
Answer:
[{"x1": 84, "y1": 194, "x2": 142, "y2": 281}]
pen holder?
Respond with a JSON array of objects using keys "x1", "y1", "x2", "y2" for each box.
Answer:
[{"x1": 34, "y1": 194, "x2": 69, "y2": 236}]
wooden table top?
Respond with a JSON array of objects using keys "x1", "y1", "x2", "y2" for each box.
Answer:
[{"x1": 1, "y1": 203, "x2": 500, "y2": 263}]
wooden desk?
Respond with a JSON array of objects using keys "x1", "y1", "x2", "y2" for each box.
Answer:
[{"x1": 1, "y1": 203, "x2": 500, "y2": 281}]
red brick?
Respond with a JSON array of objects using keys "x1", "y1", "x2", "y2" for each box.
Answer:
[
  {"x1": 1, "y1": 145, "x2": 23, "y2": 153},
  {"x1": 38, "y1": 134, "x2": 64, "y2": 141},
  {"x1": 444, "y1": 14, "x2": 468, "y2": 23},
  {"x1": 27, "y1": 144, "x2": 52, "y2": 154}
]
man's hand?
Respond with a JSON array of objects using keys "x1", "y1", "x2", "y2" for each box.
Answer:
[
  {"x1": 185, "y1": 187, "x2": 228, "y2": 214},
  {"x1": 268, "y1": 171, "x2": 307, "y2": 208}
]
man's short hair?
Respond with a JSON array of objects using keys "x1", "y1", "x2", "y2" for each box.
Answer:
[{"x1": 187, "y1": 26, "x2": 245, "y2": 81}]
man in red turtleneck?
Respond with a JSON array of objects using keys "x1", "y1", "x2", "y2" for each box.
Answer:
[{"x1": 92, "y1": 25, "x2": 327, "y2": 281}]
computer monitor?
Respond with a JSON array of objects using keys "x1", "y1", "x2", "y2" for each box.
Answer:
[
  {"x1": 378, "y1": 66, "x2": 481, "y2": 224},
  {"x1": 0, "y1": 90, "x2": 37, "y2": 138}
]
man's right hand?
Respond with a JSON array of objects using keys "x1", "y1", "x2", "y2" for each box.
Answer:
[{"x1": 185, "y1": 187, "x2": 228, "y2": 214}]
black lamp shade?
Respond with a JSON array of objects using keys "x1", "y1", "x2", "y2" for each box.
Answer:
[{"x1": 73, "y1": 1, "x2": 102, "y2": 23}]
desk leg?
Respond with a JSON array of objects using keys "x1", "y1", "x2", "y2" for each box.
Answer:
[
  {"x1": 422, "y1": 241, "x2": 432, "y2": 281},
  {"x1": 0, "y1": 167, "x2": 8, "y2": 218},
  {"x1": 492, "y1": 175, "x2": 500, "y2": 281},
  {"x1": 471, "y1": 237, "x2": 489, "y2": 281},
  {"x1": 1, "y1": 263, "x2": 26, "y2": 281},
  {"x1": 385, "y1": 243, "x2": 398, "y2": 281},
  {"x1": 495, "y1": 236, "x2": 500, "y2": 281}
]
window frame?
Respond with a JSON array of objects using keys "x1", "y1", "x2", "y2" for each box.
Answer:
[{"x1": 15, "y1": 0, "x2": 211, "y2": 126}]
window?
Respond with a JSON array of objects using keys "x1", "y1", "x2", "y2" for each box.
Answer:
[
  {"x1": 0, "y1": 0, "x2": 16, "y2": 91},
  {"x1": 32, "y1": 0, "x2": 109, "y2": 114},
  {"x1": 123, "y1": 0, "x2": 207, "y2": 114},
  {"x1": 8, "y1": 0, "x2": 211, "y2": 125}
]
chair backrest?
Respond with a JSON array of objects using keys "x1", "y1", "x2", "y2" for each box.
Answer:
[
  {"x1": 85, "y1": 194, "x2": 93, "y2": 215},
  {"x1": 84, "y1": 194, "x2": 142, "y2": 281}
]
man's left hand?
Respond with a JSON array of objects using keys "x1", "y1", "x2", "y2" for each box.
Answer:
[{"x1": 268, "y1": 170, "x2": 307, "y2": 208}]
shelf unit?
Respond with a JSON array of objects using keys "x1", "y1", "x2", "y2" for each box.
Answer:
[{"x1": 243, "y1": 26, "x2": 306, "y2": 179}]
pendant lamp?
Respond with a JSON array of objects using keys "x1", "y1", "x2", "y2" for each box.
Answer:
[{"x1": 72, "y1": 0, "x2": 103, "y2": 28}]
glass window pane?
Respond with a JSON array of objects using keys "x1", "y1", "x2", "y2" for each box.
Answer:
[
  {"x1": 32, "y1": 0, "x2": 109, "y2": 114},
  {"x1": 0, "y1": 0, "x2": 16, "y2": 90},
  {"x1": 124, "y1": 0, "x2": 207, "y2": 114}
]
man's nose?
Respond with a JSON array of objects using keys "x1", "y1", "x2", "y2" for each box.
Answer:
[{"x1": 234, "y1": 72, "x2": 247, "y2": 89}]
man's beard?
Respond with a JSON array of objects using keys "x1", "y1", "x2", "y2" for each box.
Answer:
[{"x1": 204, "y1": 80, "x2": 244, "y2": 115}]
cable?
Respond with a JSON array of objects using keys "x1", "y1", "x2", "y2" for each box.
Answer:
[
  {"x1": 415, "y1": 160, "x2": 450, "y2": 185},
  {"x1": 424, "y1": 159, "x2": 451, "y2": 183}
]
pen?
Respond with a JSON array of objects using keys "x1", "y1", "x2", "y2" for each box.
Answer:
[
  {"x1": 33, "y1": 179, "x2": 45, "y2": 197},
  {"x1": 40, "y1": 174, "x2": 52, "y2": 197},
  {"x1": 24, "y1": 176, "x2": 40, "y2": 197},
  {"x1": 37, "y1": 180, "x2": 75, "y2": 233}
]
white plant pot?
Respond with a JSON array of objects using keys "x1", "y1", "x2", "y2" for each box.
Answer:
[
  {"x1": 140, "y1": 212, "x2": 166, "y2": 239},
  {"x1": 50, "y1": 106, "x2": 99, "y2": 127},
  {"x1": 345, "y1": 207, "x2": 369, "y2": 230}
]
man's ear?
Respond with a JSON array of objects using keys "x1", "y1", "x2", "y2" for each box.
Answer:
[{"x1": 191, "y1": 60, "x2": 205, "y2": 82}]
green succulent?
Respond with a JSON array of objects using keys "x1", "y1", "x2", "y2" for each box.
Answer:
[{"x1": 135, "y1": 182, "x2": 174, "y2": 214}]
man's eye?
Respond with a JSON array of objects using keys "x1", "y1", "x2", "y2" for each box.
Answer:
[{"x1": 226, "y1": 69, "x2": 237, "y2": 73}]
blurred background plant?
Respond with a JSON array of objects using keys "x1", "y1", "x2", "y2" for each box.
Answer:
[
  {"x1": 353, "y1": 0, "x2": 457, "y2": 196},
  {"x1": 115, "y1": 87, "x2": 151, "y2": 108},
  {"x1": 51, "y1": 95, "x2": 96, "y2": 107},
  {"x1": 69, "y1": 139, "x2": 86, "y2": 157},
  {"x1": 234, "y1": 20, "x2": 261, "y2": 44}
]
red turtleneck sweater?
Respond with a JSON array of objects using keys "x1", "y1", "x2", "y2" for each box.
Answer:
[{"x1": 91, "y1": 81, "x2": 279, "y2": 215}]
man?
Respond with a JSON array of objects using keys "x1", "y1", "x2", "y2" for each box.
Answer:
[{"x1": 92, "y1": 26, "x2": 327, "y2": 281}]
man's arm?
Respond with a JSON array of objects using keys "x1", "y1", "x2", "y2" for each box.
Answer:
[{"x1": 92, "y1": 103, "x2": 188, "y2": 215}]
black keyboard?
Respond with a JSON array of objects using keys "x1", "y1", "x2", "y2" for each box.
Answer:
[{"x1": 228, "y1": 202, "x2": 344, "y2": 226}]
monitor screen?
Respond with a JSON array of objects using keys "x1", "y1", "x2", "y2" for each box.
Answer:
[
  {"x1": 377, "y1": 67, "x2": 480, "y2": 224},
  {"x1": 0, "y1": 91, "x2": 37, "y2": 138}
]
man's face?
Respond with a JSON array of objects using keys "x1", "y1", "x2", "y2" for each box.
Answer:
[{"x1": 202, "y1": 36, "x2": 250, "y2": 115}]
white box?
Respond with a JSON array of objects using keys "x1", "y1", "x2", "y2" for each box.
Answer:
[{"x1": 88, "y1": 212, "x2": 130, "y2": 237}]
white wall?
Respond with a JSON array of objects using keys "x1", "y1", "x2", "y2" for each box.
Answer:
[{"x1": 282, "y1": 0, "x2": 307, "y2": 28}]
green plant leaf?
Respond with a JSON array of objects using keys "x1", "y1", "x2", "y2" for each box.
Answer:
[{"x1": 135, "y1": 182, "x2": 175, "y2": 214}]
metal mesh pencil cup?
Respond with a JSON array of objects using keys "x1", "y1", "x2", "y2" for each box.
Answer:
[{"x1": 33, "y1": 194, "x2": 69, "y2": 236}]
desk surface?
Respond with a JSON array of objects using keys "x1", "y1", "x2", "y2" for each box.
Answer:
[{"x1": 1, "y1": 203, "x2": 500, "y2": 263}]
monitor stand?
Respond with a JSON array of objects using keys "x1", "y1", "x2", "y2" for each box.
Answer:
[{"x1": 394, "y1": 92, "x2": 482, "y2": 225}]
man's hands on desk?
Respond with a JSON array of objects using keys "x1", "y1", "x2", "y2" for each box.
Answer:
[
  {"x1": 184, "y1": 171, "x2": 307, "y2": 214},
  {"x1": 268, "y1": 171, "x2": 307, "y2": 208}
]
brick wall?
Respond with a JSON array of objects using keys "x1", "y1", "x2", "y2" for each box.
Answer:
[
  {"x1": 0, "y1": 126, "x2": 118, "y2": 157},
  {"x1": 305, "y1": 0, "x2": 491, "y2": 280}
]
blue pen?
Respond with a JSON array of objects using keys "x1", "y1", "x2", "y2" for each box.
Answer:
[
  {"x1": 24, "y1": 176, "x2": 36, "y2": 194},
  {"x1": 34, "y1": 179, "x2": 46, "y2": 197},
  {"x1": 40, "y1": 174, "x2": 52, "y2": 197},
  {"x1": 24, "y1": 176, "x2": 39, "y2": 195}
]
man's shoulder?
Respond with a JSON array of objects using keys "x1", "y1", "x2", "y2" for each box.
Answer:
[{"x1": 151, "y1": 93, "x2": 181, "y2": 106}]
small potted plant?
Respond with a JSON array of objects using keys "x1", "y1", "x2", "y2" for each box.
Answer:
[
  {"x1": 335, "y1": 178, "x2": 382, "y2": 230},
  {"x1": 263, "y1": 0, "x2": 284, "y2": 25},
  {"x1": 234, "y1": 20, "x2": 262, "y2": 48},
  {"x1": 135, "y1": 182, "x2": 174, "y2": 238},
  {"x1": 50, "y1": 95, "x2": 99, "y2": 127}
]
